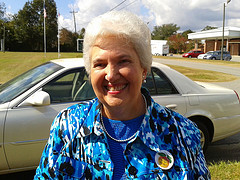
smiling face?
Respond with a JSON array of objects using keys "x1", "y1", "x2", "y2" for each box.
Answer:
[{"x1": 90, "y1": 35, "x2": 147, "y2": 119}]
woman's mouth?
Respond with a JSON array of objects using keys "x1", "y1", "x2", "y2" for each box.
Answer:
[{"x1": 105, "y1": 84, "x2": 127, "y2": 92}]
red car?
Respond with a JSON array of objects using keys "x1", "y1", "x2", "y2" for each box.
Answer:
[{"x1": 182, "y1": 50, "x2": 204, "y2": 58}]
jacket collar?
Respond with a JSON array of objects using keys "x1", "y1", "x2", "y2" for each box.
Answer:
[
  {"x1": 78, "y1": 98, "x2": 104, "y2": 138},
  {"x1": 78, "y1": 88, "x2": 165, "y2": 153}
]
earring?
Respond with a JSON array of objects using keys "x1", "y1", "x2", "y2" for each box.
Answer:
[{"x1": 142, "y1": 75, "x2": 146, "y2": 83}]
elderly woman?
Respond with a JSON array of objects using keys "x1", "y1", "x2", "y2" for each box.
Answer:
[{"x1": 35, "y1": 11, "x2": 210, "y2": 179}]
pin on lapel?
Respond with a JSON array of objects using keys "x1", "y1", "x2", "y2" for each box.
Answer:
[{"x1": 155, "y1": 150, "x2": 174, "y2": 170}]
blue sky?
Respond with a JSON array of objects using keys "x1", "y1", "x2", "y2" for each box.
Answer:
[
  {"x1": 4, "y1": 0, "x2": 240, "y2": 33},
  {"x1": 6, "y1": 0, "x2": 75, "y2": 18}
]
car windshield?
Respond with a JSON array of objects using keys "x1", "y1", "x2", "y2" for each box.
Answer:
[
  {"x1": 206, "y1": 51, "x2": 214, "y2": 55},
  {"x1": 0, "y1": 62, "x2": 63, "y2": 104}
]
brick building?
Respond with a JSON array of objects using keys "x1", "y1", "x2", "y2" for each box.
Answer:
[{"x1": 188, "y1": 27, "x2": 240, "y2": 56}]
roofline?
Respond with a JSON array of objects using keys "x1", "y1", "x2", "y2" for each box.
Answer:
[{"x1": 188, "y1": 26, "x2": 240, "y2": 40}]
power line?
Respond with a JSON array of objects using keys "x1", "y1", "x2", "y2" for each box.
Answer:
[
  {"x1": 119, "y1": 0, "x2": 138, "y2": 10},
  {"x1": 110, "y1": 0, "x2": 127, "y2": 11},
  {"x1": 76, "y1": 1, "x2": 128, "y2": 28},
  {"x1": 70, "y1": 0, "x2": 139, "y2": 31}
]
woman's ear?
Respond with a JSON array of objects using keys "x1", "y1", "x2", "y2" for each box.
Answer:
[
  {"x1": 142, "y1": 69, "x2": 147, "y2": 82},
  {"x1": 143, "y1": 69, "x2": 147, "y2": 79}
]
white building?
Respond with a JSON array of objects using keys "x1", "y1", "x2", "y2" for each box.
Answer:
[{"x1": 188, "y1": 27, "x2": 240, "y2": 55}]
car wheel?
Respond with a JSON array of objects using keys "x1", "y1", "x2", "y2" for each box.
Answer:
[
  {"x1": 225, "y1": 57, "x2": 231, "y2": 61},
  {"x1": 188, "y1": 55, "x2": 192, "y2": 58},
  {"x1": 194, "y1": 120, "x2": 210, "y2": 153}
]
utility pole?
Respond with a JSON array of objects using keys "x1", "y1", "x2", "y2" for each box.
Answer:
[
  {"x1": 2, "y1": 25, "x2": 5, "y2": 53},
  {"x1": 70, "y1": 9, "x2": 77, "y2": 33},
  {"x1": 43, "y1": 0, "x2": 47, "y2": 57},
  {"x1": 221, "y1": 0, "x2": 231, "y2": 60},
  {"x1": 221, "y1": 3, "x2": 226, "y2": 60},
  {"x1": 58, "y1": 10, "x2": 60, "y2": 58}
]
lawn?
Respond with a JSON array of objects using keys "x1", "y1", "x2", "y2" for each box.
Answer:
[
  {"x1": 0, "y1": 51, "x2": 238, "y2": 84},
  {"x1": 168, "y1": 65, "x2": 237, "y2": 82},
  {"x1": 208, "y1": 161, "x2": 240, "y2": 179},
  {"x1": 0, "y1": 52, "x2": 82, "y2": 84},
  {"x1": 1, "y1": 52, "x2": 240, "y2": 178}
]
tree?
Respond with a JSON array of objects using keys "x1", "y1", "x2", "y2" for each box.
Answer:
[
  {"x1": 0, "y1": 3, "x2": 15, "y2": 51},
  {"x1": 151, "y1": 23, "x2": 180, "y2": 40},
  {"x1": 182, "y1": 29, "x2": 194, "y2": 39},
  {"x1": 0, "y1": 3, "x2": 6, "y2": 42},
  {"x1": 78, "y1": 28, "x2": 85, "y2": 39},
  {"x1": 1, "y1": 20, "x2": 17, "y2": 51},
  {"x1": 13, "y1": 0, "x2": 58, "y2": 51},
  {"x1": 0, "y1": 2, "x2": 6, "y2": 20},
  {"x1": 168, "y1": 33, "x2": 189, "y2": 53},
  {"x1": 60, "y1": 28, "x2": 78, "y2": 52},
  {"x1": 201, "y1": 26, "x2": 217, "y2": 31}
]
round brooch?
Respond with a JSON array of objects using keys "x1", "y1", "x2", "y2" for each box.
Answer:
[{"x1": 155, "y1": 150, "x2": 174, "y2": 170}]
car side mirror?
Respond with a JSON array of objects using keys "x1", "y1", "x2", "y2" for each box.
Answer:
[{"x1": 20, "y1": 90, "x2": 51, "y2": 106}]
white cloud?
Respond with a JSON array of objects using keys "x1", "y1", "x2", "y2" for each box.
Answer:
[
  {"x1": 59, "y1": 0, "x2": 240, "y2": 33},
  {"x1": 60, "y1": 0, "x2": 120, "y2": 32}
]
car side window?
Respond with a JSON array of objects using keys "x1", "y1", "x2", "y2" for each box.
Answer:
[
  {"x1": 42, "y1": 68, "x2": 95, "y2": 103},
  {"x1": 142, "y1": 67, "x2": 178, "y2": 95}
]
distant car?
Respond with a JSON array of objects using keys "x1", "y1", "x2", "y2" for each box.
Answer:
[
  {"x1": 1, "y1": 58, "x2": 240, "y2": 174},
  {"x1": 198, "y1": 50, "x2": 232, "y2": 61},
  {"x1": 197, "y1": 51, "x2": 214, "y2": 59},
  {"x1": 182, "y1": 50, "x2": 204, "y2": 58}
]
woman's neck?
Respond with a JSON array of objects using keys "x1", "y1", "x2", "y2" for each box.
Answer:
[{"x1": 102, "y1": 94, "x2": 146, "y2": 121}]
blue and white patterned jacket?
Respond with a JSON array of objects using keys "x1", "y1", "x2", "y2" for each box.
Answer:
[{"x1": 34, "y1": 89, "x2": 210, "y2": 179}]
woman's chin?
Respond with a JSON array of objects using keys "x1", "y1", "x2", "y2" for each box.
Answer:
[{"x1": 103, "y1": 96, "x2": 126, "y2": 108}]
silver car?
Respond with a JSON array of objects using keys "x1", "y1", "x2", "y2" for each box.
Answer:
[
  {"x1": 197, "y1": 50, "x2": 232, "y2": 60},
  {"x1": 1, "y1": 58, "x2": 240, "y2": 174}
]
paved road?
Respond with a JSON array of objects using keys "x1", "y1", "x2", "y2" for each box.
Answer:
[
  {"x1": 154, "y1": 57, "x2": 240, "y2": 76},
  {"x1": 154, "y1": 57, "x2": 240, "y2": 164},
  {"x1": 154, "y1": 57, "x2": 240, "y2": 95}
]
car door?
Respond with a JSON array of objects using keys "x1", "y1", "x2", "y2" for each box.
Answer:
[
  {"x1": 4, "y1": 67, "x2": 95, "y2": 169},
  {"x1": 142, "y1": 67, "x2": 187, "y2": 115},
  {"x1": 215, "y1": 51, "x2": 221, "y2": 59}
]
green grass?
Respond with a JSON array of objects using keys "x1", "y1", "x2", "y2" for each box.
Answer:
[
  {"x1": 208, "y1": 161, "x2": 240, "y2": 180},
  {"x1": 1, "y1": 52, "x2": 238, "y2": 84},
  {"x1": 168, "y1": 65, "x2": 237, "y2": 82},
  {"x1": 0, "y1": 52, "x2": 240, "y2": 177},
  {"x1": 0, "y1": 52, "x2": 82, "y2": 84}
]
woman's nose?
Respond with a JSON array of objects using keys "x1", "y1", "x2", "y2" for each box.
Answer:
[{"x1": 105, "y1": 64, "x2": 120, "y2": 82}]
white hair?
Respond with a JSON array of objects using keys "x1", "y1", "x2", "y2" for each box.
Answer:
[{"x1": 83, "y1": 10, "x2": 152, "y2": 74}]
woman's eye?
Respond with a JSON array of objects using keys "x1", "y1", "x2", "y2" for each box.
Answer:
[
  {"x1": 93, "y1": 63, "x2": 106, "y2": 68},
  {"x1": 120, "y1": 59, "x2": 130, "y2": 64}
]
